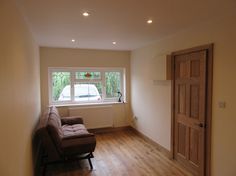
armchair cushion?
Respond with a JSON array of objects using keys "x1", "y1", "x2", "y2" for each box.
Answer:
[
  {"x1": 61, "y1": 116, "x2": 84, "y2": 125},
  {"x1": 62, "y1": 124, "x2": 91, "y2": 138}
]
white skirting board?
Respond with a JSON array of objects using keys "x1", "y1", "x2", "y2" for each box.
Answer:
[{"x1": 69, "y1": 105, "x2": 113, "y2": 129}]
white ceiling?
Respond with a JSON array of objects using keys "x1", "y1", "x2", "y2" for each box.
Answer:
[{"x1": 16, "y1": 0, "x2": 236, "y2": 51}]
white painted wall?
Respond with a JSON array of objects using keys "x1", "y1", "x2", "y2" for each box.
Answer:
[
  {"x1": 131, "y1": 51, "x2": 171, "y2": 149},
  {"x1": 0, "y1": 1, "x2": 41, "y2": 176},
  {"x1": 131, "y1": 13, "x2": 236, "y2": 176}
]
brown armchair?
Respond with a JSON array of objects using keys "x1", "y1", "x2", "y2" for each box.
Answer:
[{"x1": 35, "y1": 106, "x2": 96, "y2": 174}]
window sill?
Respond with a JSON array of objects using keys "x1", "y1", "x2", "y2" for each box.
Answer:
[{"x1": 52, "y1": 101, "x2": 127, "y2": 108}]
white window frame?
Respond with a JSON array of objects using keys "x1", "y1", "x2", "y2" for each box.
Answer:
[{"x1": 48, "y1": 67, "x2": 126, "y2": 105}]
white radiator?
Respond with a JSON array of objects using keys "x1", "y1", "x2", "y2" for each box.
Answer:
[{"x1": 69, "y1": 105, "x2": 114, "y2": 129}]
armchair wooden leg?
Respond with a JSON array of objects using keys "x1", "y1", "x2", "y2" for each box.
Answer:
[{"x1": 88, "y1": 158, "x2": 93, "y2": 170}]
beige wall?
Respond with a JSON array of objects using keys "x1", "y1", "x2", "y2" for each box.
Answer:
[
  {"x1": 131, "y1": 14, "x2": 236, "y2": 176},
  {"x1": 40, "y1": 47, "x2": 131, "y2": 127},
  {"x1": 0, "y1": 1, "x2": 41, "y2": 176}
]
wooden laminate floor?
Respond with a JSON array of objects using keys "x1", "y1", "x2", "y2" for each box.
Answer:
[{"x1": 45, "y1": 129, "x2": 192, "y2": 176}]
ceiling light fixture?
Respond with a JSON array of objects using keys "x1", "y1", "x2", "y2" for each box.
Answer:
[
  {"x1": 147, "y1": 19, "x2": 153, "y2": 24},
  {"x1": 83, "y1": 12, "x2": 90, "y2": 17},
  {"x1": 112, "y1": 41, "x2": 117, "y2": 45},
  {"x1": 71, "y1": 39, "x2": 76, "y2": 42}
]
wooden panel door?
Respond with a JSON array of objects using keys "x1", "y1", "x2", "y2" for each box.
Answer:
[{"x1": 174, "y1": 50, "x2": 207, "y2": 175}]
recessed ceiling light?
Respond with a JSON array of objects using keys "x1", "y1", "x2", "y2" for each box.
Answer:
[
  {"x1": 83, "y1": 12, "x2": 90, "y2": 17},
  {"x1": 112, "y1": 41, "x2": 117, "y2": 45},
  {"x1": 147, "y1": 19, "x2": 153, "y2": 24},
  {"x1": 71, "y1": 39, "x2": 76, "y2": 42}
]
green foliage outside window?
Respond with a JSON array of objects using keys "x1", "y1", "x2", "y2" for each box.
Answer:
[
  {"x1": 93, "y1": 82, "x2": 102, "y2": 96},
  {"x1": 105, "y1": 72, "x2": 121, "y2": 98},
  {"x1": 52, "y1": 72, "x2": 70, "y2": 101}
]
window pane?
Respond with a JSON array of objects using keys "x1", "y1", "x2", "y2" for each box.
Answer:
[
  {"x1": 75, "y1": 72, "x2": 101, "y2": 79},
  {"x1": 52, "y1": 72, "x2": 71, "y2": 101},
  {"x1": 105, "y1": 72, "x2": 121, "y2": 98},
  {"x1": 74, "y1": 83, "x2": 102, "y2": 102}
]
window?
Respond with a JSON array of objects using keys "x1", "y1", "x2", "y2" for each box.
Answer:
[{"x1": 49, "y1": 68, "x2": 125, "y2": 105}]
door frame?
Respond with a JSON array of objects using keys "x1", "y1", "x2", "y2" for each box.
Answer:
[{"x1": 170, "y1": 44, "x2": 213, "y2": 176}]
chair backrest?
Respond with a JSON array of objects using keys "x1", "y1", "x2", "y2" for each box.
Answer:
[
  {"x1": 47, "y1": 107, "x2": 63, "y2": 153},
  {"x1": 36, "y1": 106, "x2": 62, "y2": 162}
]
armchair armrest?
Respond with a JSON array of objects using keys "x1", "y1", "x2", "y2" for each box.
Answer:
[{"x1": 61, "y1": 116, "x2": 84, "y2": 125}]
